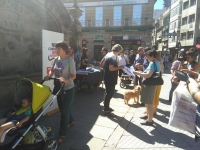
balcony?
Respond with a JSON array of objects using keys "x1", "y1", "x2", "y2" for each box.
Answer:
[{"x1": 80, "y1": 19, "x2": 152, "y2": 28}]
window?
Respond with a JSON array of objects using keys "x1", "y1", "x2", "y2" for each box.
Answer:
[
  {"x1": 182, "y1": 17, "x2": 187, "y2": 25},
  {"x1": 170, "y1": 5, "x2": 180, "y2": 17},
  {"x1": 113, "y1": 6, "x2": 122, "y2": 26},
  {"x1": 188, "y1": 32, "x2": 193, "y2": 39},
  {"x1": 183, "y1": 1, "x2": 189, "y2": 10},
  {"x1": 95, "y1": 7, "x2": 103, "y2": 26},
  {"x1": 190, "y1": 0, "x2": 196, "y2": 6},
  {"x1": 133, "y1": 5, "x2": 142, "y2": 25},
  {"x1": 171, "y1": 0, "x2": 179, "y2": 4},
  {"x1": 94, "y1": 35, "x2": 104, "y2": 40},
  {"x1": 181, "y1": 33, "x2": 187, "y2": 40},
  {"x1": 189, "y1": 14, "x2": 195, "y2": 23},
  {"x1": 79, "y1": 8, "x2": 85, "y2": 27}
]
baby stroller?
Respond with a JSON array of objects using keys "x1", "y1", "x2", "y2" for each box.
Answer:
[
  {"x1": 0, "y1": 78, "x2": 62, "y2": 150},
  {"x1": 120, "y1": 66, "x2": 135, "y2": 88}
]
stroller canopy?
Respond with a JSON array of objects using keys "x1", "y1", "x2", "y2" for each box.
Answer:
[{"x1": 15, "y1": 78, "x2": 52, "y2": 114}]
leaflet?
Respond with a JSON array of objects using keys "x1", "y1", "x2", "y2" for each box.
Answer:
[{"x1": 123, "y1": 66, "x2": 135, "y2": 77}]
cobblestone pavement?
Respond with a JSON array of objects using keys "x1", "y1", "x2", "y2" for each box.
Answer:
[{"x1": 39, "y1": 67, "x2": 200, "y2": 150}]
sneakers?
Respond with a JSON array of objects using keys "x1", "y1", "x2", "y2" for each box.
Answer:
[
  {"x1": 140, "y1": 120, "x2": 153, "y2": 126},
  {"x1": 140, "y1": 115, "x2": 148, "y2": 120},
  {"x1": 140, "y1": 103, "x2": 145, "y2": 107}
]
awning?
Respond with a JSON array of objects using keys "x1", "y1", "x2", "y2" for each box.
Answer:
[{"x1": 196, "y1": 44, "x2": 200, "y2": 49}]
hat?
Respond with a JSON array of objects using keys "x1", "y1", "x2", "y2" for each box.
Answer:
[
  {"x1": 130, "y1": 50, "x2": 134, "y2": 52},
  {"x1": 112, "y1": 44, "x2": 123, "y2": 52}
]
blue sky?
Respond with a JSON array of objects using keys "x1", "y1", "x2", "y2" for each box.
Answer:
[{"x1": 154, "y1": 0, "x2": 163, "y2": 9}]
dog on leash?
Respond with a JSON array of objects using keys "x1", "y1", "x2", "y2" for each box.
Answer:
[{"x1": 124, "y1": 85, "x2": 141, "y2": 105}]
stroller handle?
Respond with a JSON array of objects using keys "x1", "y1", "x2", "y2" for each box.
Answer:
[{"x1": 40, "y1": 77, "x2": 64, "y2": 85}]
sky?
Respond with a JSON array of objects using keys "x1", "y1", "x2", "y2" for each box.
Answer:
[{"x1": 154, "y1": 0, "x2": 163, "y2": 9}]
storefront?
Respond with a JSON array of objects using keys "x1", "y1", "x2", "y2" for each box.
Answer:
[{"x1": 111, "y1": 40, "x2": 141, "y2": 55}]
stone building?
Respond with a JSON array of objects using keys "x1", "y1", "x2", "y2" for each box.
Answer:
[
  {"x1": 64, "y1": 0, "x2": 155, "y2": 60},
  {"x1": 0, "y1": 0, "x2": 71, "y2": 114}
]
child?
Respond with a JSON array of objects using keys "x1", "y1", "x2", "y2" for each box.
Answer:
[{"x1": 0, "y1": 97, "x2": 32, "y2": 139}]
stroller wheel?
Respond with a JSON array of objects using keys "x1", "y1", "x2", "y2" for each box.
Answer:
[
  {"x1": 120, "y1": 82, "x2": 126, "y2": 88},
  {"x1": 43, "y1": 139, "x2": 58, "y2": 150}
]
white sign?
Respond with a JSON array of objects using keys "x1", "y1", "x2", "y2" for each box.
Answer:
[
  {"x1": 42, "y1": 30, "x2": 64, "y2": 115},
  {"x1": 64, "y1": 0, "x2": 148, "y2": 7}
]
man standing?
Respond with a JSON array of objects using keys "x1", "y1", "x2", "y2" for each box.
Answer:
[
  {"x1": 134, "y1": 47, "x2": 144, "y2": 86},
  {"x1": 74, "y1": 46, "x2": 82, "y2": 70},
  {"x1": 104, "y1": 44, "x2": 124, "y2": 117},
  {"x1": 129, "y1": 50, "x2": 136, "y2": 66},
  {"x1": 134, "y1": 47, "x2": 145, "y2": 106},
  {"x1": 99, "y1": 47, "x2": 108, "y2": 67}
]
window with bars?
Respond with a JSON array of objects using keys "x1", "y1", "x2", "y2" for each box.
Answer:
[
  {"x1": 79, "y1": 8, "x2": 85, "y2": 27},
  {"x1": 113, "y1": 6, "x2": 122, "y2": 26},
  {"x1": 132, "y1": 5, "x2": 142, "y2": 25},
  {"x1": 95, "y1": 7, "x2": 103, "y2": 26}
]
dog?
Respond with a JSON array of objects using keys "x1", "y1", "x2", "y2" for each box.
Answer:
[{"x1": 124, "y1": 85, "x2": 141, "y2": 105}]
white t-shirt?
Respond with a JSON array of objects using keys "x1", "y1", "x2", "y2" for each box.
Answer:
[{"x1": 118, "y1": 55, "x2": 127, "y2": 66}]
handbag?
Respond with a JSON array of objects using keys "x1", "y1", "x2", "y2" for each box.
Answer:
[{"x1": 142, "y1": 62, "x2": 164, "y2": 85}]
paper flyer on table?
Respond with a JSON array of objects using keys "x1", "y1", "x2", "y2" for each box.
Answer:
[{"x1": 123, "y1": 66, "x2": 135, "y2": 77}]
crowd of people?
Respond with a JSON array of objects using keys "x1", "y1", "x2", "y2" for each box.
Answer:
[
  {"x1": 43, "y1": 42, "x2": 200, "y2": 141},
  {"x1": 3, "y1": 40, "x2": 200, "y2": 144}
]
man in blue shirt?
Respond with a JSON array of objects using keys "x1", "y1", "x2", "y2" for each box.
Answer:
[{"x1": 134, "y1": 47, "x2": 144, "y2": 86}]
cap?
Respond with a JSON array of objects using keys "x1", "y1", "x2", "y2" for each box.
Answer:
[{"x1": 112, "y1": 44, "x2": 123, "y2": 52}]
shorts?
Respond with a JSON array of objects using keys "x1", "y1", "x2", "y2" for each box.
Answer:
[
  {"x1": 6, "y1": 118, "x2": 18, "y2": 125},
  {"x1": 6, "y1": 114, "x2": 26, "y2": 126}
]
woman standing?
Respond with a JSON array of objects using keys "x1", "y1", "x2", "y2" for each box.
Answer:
[
  {"x1": 133, "y1": 50, "x2": 161, "y2": 126},
  {"x1": 79, "y1": 47, "x2": 90, "y2": 70},
  {"x1": 152, "y1": 50, "x2": 164, "y2": 114},
  {"x1": 44, "y1": 41, "x2": 76, "y2": 143}
]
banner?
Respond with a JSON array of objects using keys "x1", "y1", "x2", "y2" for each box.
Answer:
[{"x1": 42, "y1": 30, "x2": 64, "y2": 115}]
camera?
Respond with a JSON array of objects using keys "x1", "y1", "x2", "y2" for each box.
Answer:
[{"x1": 177, "y1": 49, "x2": 187, "y2": 61}]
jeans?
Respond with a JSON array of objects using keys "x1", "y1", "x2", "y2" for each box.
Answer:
[
  {"x1": 57, "y1": 87, "x2": 75, "y2": 136},
  {"x1": 169, "y1": 82, "x2": 178, "y2": 102},
  {"x1": 104, "y1": 84, "x2": 115, "y2": 111}
]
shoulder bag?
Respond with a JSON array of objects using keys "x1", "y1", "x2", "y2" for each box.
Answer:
[{"x1": 142, "y1": 62, "x2": 164, "y2": 85}]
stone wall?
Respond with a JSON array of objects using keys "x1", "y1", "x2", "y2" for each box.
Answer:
[{"x1": 0, "y1": 0, "x2": 71, "y2": 113}]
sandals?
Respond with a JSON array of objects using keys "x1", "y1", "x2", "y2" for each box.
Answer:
[
  {"x1": 104, "y1": 110, "x2": 116, "y2": 117},
  {"x1": 58, "y1": 136, "x2": 65, "y2": 143},
  {"x1": 68, "y1": 122, "x2": 74, "y2": 128}
]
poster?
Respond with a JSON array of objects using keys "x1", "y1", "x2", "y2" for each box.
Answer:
[{"x1": 42, "y1": 30, "x2": 64, "y2": 115}]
